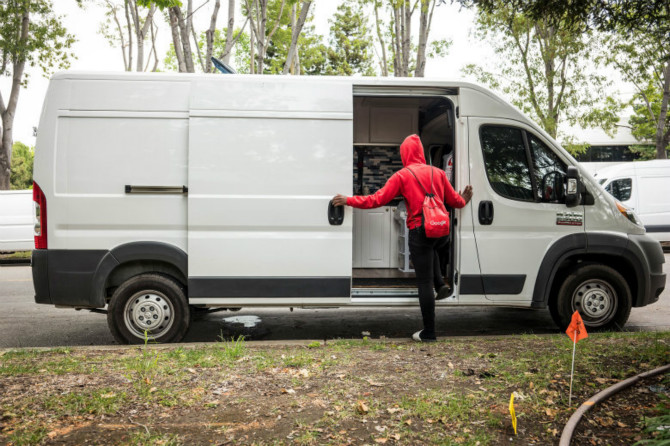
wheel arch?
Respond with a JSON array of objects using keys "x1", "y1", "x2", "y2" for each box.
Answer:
[
  {"x1": 90, "y1": 242, "x2": 188, "y2": 307},
  {"x1": 532, "y1": 233, "x2": 646, "y2": 310}
]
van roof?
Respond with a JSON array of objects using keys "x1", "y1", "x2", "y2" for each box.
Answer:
[
  {"x1": 593, "y1": 159, "x2": 670, "y2": 179},
  {"x1": 48, "y1": 71, "x2": 559, "y2": 156},
  {"x1": 50, "y1": 70, "x2": 482, "y2": 89}
]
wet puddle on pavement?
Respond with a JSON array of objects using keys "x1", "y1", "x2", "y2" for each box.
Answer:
[{"x1": 222, "y1": 315, "x2": 262, "y2": 328}]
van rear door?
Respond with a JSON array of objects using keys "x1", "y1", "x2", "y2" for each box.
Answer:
[{"x1": 187, "y1": 77, "x2": 353, "y2": 304}]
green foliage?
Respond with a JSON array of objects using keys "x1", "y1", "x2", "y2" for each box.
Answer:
[
  {"x1": 324, "y1": 0, "x2": 376, "y2": 76},
  {"x1": 0, "y1": 0, "x2": 76, "y2": 84},
  {"x1": 459, "y1": 0, "x2": 670, "y2": 44},
  {"x1": 599, "y1": 29, "x2": 669, "y2": 159},
  {"x1": 462, "y1": 2, "x2": 621, "y2": 139},
  {"x1": 260, "y1": 0, "x2": 327, "y2": 75},
  {"x1": 428, "y1": 38, "x2": 452, "y2": 59},
  {"x1": 137, "y1": 0, "x2": 181, "y2": 9},
  {"x1": 10, "y1": 141, "x2": 33, "y2": 190},
  {"x1": 634, "y1": 394, "x2": 670, "y2": 446},
  {"x1": 629, "y1": 145, "x2": 667, "y2": 161}
]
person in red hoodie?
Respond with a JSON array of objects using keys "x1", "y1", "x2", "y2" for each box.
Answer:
[{"x1": 333, "y1": 134, "x2": 472, "y2": 342}]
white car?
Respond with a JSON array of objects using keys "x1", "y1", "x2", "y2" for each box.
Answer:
[
  {"x1": 0, "y1": 190, "x2": 33, "y2": 252},
  {"x1": 31, "y1": 72, "x2": 666, "y2": 343}
]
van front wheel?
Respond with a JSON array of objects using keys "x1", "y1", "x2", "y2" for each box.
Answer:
[
  {"x1": 550, "y1": 264, "x2": 632, "y2": 331},
  {"x1": 107, "y1": 274, "x2": 190, "y2": 344}
]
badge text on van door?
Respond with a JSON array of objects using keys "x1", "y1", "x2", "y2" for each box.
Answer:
[{"x1": 556, "y1": 212, "x2": 583, "y2": 226}]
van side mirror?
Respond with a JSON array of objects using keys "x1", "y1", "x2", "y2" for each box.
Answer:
[{"x1": 565, "y1": 166, "x2": 580, "y2": 208}]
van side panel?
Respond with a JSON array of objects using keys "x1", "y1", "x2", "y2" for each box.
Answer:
[
  {"x1": 187, "y1": 78, "x2": 353, "y2": 298},
  {"x1": 51, "y1": 113, "x2": 188, "y2": 251}
]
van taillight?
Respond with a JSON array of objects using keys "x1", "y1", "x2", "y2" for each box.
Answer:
[{"x1": 33, "y1": 182, "x2": 47, "y2": 249}]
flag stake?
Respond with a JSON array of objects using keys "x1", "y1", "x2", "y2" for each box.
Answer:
[{"x1": 569, "y1": 330, "x2": 577, "y2": 407}]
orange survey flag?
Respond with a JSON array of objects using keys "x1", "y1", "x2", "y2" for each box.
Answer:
[{"x1": 566, "y1": 311, "x2": 588, "y2": 343}]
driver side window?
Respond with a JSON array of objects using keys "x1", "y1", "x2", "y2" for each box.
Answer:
[
  {"x1": 528, "y1": 135, "x2": 567, "y2": 203},
  {"x1": 480, "y1": 125, "x2": 568, "y2": 204}
]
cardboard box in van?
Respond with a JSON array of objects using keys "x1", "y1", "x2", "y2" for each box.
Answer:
[{"x1": 31, "y1": 73, "x2": 666, "y2": 343}]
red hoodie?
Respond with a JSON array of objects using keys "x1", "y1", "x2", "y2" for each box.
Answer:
[{"x1": 347, "y1": 134, "x2": 466, "y2": 230}]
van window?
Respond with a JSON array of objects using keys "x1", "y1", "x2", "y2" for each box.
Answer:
[
  {"x1": 529, "y1": 134, "x2": 567, "y2": 203},
  {"x1": 605, "y1": 178, "x2": 632, "y2": 201},
  {"x1": 480, "y1": 126, "x2": 534, "y2": 201}
]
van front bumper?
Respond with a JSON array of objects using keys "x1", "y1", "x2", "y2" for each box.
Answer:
[{"x1": 630, "y1": 234, "x2": 666, "y2": 307}]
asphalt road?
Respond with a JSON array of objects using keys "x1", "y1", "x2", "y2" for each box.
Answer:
[{"x1": 1, "y1": 257, "x2": 669, "y2": 348}]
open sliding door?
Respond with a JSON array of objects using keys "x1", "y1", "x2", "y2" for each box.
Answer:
[{"x1": 187, "y1": 77, "x2": 353, "y2": 305}]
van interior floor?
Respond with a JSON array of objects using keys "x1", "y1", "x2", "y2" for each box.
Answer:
[{"x1": 352, "y1": 268, "x2": 416, "y2": 288}]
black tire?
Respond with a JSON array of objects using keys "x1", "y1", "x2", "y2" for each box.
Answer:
[
  {"x1": 107, "y1": 274, "x2": 190, "y2": 344},
  {"x1": 550, "y1": 264, "x2": 632, "y2": 331}
]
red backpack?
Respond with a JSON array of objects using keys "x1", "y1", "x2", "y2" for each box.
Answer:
[{"x1": 406, "y1": 167, "x2": 450, "y2": 238}]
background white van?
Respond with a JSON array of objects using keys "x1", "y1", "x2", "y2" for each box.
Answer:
[
  {"x1": 31, "y1": 72, "x2": 666, "y2": 344},
  {"x1": 594, "y1": 160, "x2": 670, "y2": 243},
  {"x1": 0, "y1": 190, "x2": 34, "y2": 252}
]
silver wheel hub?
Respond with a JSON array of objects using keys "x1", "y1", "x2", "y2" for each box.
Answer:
[
  {"x1": 572, "y1": 279, "x2": 617, "y2": 326},
  {"x1": 124, "y1": 291, "x2": 174, "y2": 339}
]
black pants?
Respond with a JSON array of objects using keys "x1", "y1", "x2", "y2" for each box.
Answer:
[{"x1": 408, "y1": 227, "x2": 448, "y2": 338}]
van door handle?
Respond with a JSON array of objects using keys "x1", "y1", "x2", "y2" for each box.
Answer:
[
  {"x1": 328, "y1": 200, "x2": 344, "y2": 225},
  {"x1": 478, "y1": 200, "x2": 494, "y2": 225},
  {"x1": 125, "y1": 185, "x2": 188, "y2": 194}
]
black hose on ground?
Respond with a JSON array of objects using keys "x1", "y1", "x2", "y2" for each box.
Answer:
[{"x1": 559, "y1": 363, "x2": 670, "y2": 446}]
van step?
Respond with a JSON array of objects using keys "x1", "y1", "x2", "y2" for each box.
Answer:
[{"x1": 351, "y1": 287, "x2": 418, "y2": 297}]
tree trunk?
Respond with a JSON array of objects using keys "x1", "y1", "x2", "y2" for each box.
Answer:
[
  {"x1": 205, "y1": 0, "x2": 221, "y2": 73},
  {"x1": 223, "y1": 0, "x2": 235, "y2": 64},
  {"x1": 415, "y1": 0, "x2": 435, "y2": 77},
  {"x1": 392, "y1": 7, "x2": 401, "y2": 76},
  {"x1": 0, "y1": 6, "x2": 30, "y2": 190},
  {"x1": 106, "y1": 0, "x2": 129, "y2": 70},
  {"x1": 374, "y1": 1, "x2": 388, "y2": 76},
  {"x1": 150, "y1": 19, "x2": 159, "y2": 71},
  {"x1": 401, "y1": 1, "x2": 411, "y2": 77},
  {"x1": 250, "y1": 17, "x2": 255, "y2": 74},
  {"x1": 282, "y1": 1, "x2": 311, "y2": 75},
  {"x1": 169, "y1": 8, "x2": 187, "y2": 72},
  {"x1": 124, "y1": 0, "x2": 134, "y2": 71},
  {"x1": 171, "y1": 5, "x2": 195, "y2": 73},
  {"x1": 656, "y1": 58, "x2": 670, "y2": 159}
]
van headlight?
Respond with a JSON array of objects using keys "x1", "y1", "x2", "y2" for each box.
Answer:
[{"x1": 615, "y1": 200, "x2": 643, "y2": 226}]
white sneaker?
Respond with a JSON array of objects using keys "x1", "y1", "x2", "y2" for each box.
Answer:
[{"x1": 412, "y1": 330, "x2": 436, "y2": 342}]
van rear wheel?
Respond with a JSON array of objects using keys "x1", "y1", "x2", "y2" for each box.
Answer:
[
  {"x1": 107, "y1": 274, "x2": 190, "y2": 344},
  {"x1": 550, "y1": 264, "x2": 632, "y2": 331}
]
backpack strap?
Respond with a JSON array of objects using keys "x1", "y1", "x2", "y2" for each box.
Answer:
[{"x1": 406, "y1": 166, "x2": 435, "y2": 197}]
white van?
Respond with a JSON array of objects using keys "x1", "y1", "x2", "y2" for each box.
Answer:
[
  {"x1": 593, "y1": 160, "x2": 670, "y2": 243},
  {"x1": 31, "y1": 72, "x2": 666, "y2": 344},
  {"x1": 0, "y1": 190, "x2": 34, "y2": 252}
]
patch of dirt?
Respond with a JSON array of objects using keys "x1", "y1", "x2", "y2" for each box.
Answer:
[{"x1": 572, "y1": 374, "x2": 669, "y2": 446}]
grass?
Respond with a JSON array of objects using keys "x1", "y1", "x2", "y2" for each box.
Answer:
[
  {"x1": 634, "y1": 377, "x2": 670, "y2": 446},
  {"x1": 121, "y1": 430, "x2": 182, "y2": 446},
  {"x1": 7, "y1": 427, "x2": 48, "y2": 446},
  {"x1": 0, "y1": 250, "x2": 31, "y2": 259},
  {"x1": 0, "y1": 332, "x2": 668, "y2": 445},
  {"x1": 43, "y1": 388, "x2": 127, "y2": 417}
]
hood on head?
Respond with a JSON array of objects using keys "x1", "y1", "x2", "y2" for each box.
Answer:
[{"x1": 400, "y1": 134, "x2": 426, "y2": 167}]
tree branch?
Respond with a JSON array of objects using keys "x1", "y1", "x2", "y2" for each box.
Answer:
[
  {"x1": 509, "y1": 20, "x2": 544, "y2": 122},
  {"x1": 282, "y1": 0, "x2": 311, "y2": 75},
  {"x1": 266, "y1": 0, "x2": 286, "y2": 43}
]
